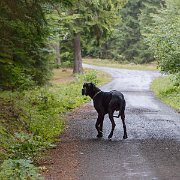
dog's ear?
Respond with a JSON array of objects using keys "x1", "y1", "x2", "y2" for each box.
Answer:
[{"x1": 83, "y1": 83, "x2": 87, "y2": 87}]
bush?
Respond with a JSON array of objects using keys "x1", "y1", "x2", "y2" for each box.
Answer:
[
  {"x1": 0, "y1": 70, "x2": 102, "y2": 178},
  {"x1": 8, "y1": 133, "x2": 55, "y2": 160},
  {"x1": 144, "y1": 0, "x2": 180, "y2": 75},
  {"x1": 0, "y1": 1, "x2": 51, "y2": 90},
  {"x1": 0, "y1": 70, "x2": 100, "y2": 160},
  {"x1": 0, "y1": 159, "x2": 43, "y2": 180},
  {"x1": 76, "y1": 70, "x2": 100, "y2": 85}
]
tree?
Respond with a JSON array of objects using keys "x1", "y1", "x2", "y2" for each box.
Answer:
[
  {"x1": 83, "y1": 0, "x2": 164, "y2": 64},
  {"x1": 58, "y1": 0, "x2": 127, "y2": 73},
  {"x1": 0, "y1": 0, "x2": 73, "y2": 89},
  {"x1": 144, "y1": 0, "x2": 180, "y2": 77},
  {"x1": 0, "y1": 0, "x2": 49, "y2": 89},
  {"x1": 112, "y1": 0, "x2": 164, "y2": 63}
]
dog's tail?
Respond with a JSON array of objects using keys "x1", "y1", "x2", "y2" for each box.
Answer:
[{"x1": 113, "y1": 111, "x2": 121, "y2": 118}]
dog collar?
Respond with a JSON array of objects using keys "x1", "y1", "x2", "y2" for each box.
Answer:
[{"x1": 93, "y1": 91, "x2": 101, "y2": 100}]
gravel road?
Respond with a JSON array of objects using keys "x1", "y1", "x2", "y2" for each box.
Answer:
[{"x1": 43, "y1": 64, "x2": 180, "y2": 180}]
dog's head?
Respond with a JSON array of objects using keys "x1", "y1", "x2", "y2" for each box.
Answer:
[{"x1": 82, "y1": 82, "x2": 95, "y2": 96}]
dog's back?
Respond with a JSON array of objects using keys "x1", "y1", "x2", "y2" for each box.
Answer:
[
  {"x1": 110, "y1": 90, "x2": 125, "y2": 108},
  {"x1": 93, "y1": 90, "x2": 125, "y2": 114},
  {"x1": 111, "y1": 90, "x2": 124, "y2": 101}
]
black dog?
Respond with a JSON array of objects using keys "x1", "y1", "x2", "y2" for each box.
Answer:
[{"x1": 82, "y1": 82, "x2": 128, "y2": 139}]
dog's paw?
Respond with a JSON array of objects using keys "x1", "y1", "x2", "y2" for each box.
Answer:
[
  {"x1": 108, "y1": 134, "x2": 113, "y2": 139},
  {"x1": 123, "y1": 135, "x2": 128, "y2": 139},
  {"x1": 97, "y1": 133, "x2": 103, "y2": 138},
  {"x1": 108, "y1": 137, "x2": 112, "y2": 141}
]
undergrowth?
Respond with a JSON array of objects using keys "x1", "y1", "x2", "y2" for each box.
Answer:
[{"x1": 0, "y1": 69, "x2": 102, "y2": 179}]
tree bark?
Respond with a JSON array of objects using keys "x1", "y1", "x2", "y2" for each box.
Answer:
[{"x1": 73, "y1": 32, "x2": 83, "y2": 74}]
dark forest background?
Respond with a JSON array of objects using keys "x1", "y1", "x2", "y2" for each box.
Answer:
[{"x1": 0, "y1": 0, "x2": 179, "y2": 89}]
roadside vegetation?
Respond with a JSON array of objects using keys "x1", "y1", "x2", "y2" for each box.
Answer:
[
  {"x1": 151, "y1": 75, "x2": 180, "y2": 111},
  {"x1": 145, "y1": 0, "x2": 180, "y2": 111},
  {"x1": 0, "y1": 69, "x2": 111, "y2": 179}
]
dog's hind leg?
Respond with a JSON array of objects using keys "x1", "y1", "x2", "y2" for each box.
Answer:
[
  {"x1": 99, "y1": 121, "x2": 104, "y2": 135},
  {"x1": 96, "y1": 114, "x2": 104, "y2": 138},
  {"x1": 121, "y1": 107, "x2": 128, "y2": 139},
  {"x1": 108, "y1": 110, "x2": 116, "y2": 139}
]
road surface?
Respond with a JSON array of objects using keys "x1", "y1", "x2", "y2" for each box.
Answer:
[{"x1": 43, "y1": 64, "x2": 180, "y2": 180}]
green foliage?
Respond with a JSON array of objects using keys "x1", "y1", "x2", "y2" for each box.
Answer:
[
  {"x1": 0, "y1": 70, "x2": 100, "y2": 162},
  {"x1": 0, "y1": 159, "x2": 43, "y2": 180},
  {"x1": 76, "y1": 70, "x2": 100, "y2": 85},
  {"x1": 0, "y1": 0, "x2": 52, "y2": 90},
  {"x1": 144, "y1": 0, "x2": 180, "y2": 75},
  {"x1": 151, "y1": 75, "x2": 180, "y2": 110},
  {"x1": 0, "y1": 69, "x2": 102, "y2": 179},
  {"x1": 81, "y1": 0, "x2": 127, "y2": 59},
  {"x1": 9, "y1": 133, "x2": 55, "y2": 160},
  {"x1": 61, "y1": 0, "x2": 126, "y2": 36},
  {"x1": 0, "y1": 64, "x2": 35, "y2": 90},
  {"x1": 48, "y1": 0, "x2": 127, "y2": 69},
  {"x1": 113, "y1": 0, "x2": 163, "y2": 63},
  {"x1": 83, "y1": 0, "x2": 163, "y2": 64},
  {"x1": 61, "y1": 61, "x2": 73, "y2": 68}
]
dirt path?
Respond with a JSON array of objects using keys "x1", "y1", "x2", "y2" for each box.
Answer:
[
  {"x1": 41, "y1": 104, "x2": 95, "y2": 180},
  {"x1": 41, "y1": 64, "x2": 180, "y2": 180}
]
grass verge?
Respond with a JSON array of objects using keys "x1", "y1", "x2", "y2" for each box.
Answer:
[
  {"x1": 51, "y1": 68, "x2": 112, "y2": 85},
  {"x1": 151, "y1": 75, "x2": 180, "y2": 111},
  {"x1": 0, "y1": 68, "x2": 111, "y2": 179},
  {"x1": 83, "y1": 58, "x2": 157, "y2": 71}
]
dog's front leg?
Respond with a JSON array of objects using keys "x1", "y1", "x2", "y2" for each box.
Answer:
[{"x1": 95, "y1": 114, "x2": 104, "y2": 138}]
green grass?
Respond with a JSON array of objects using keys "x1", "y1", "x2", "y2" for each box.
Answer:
[
  {"x1": 83, "y1": 58, "x2": 158, "y2": 71},
  {"x1": 151, "y1": 75, "x2": 180, "y2": 111},
  {"x1": 0, "y1": 68, "x2": 111, "y2": 178},
  {"x1": 0, "y1": 69, "x2": 111, "y2": 161},
  {"x1": 85, "y1": 69, "x2": 112, "y2": 85},
  {"x1": 51, "y1": 68, "x2": 112, "y2": 85}
]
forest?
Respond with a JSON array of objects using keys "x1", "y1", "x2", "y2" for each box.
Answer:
[{"x1": 0, "y1": 0, "x2": 179, "y2": 179}]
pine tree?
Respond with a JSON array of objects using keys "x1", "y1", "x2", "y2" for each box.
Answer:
[
  {"x1": 0, "y1": 0, "x2": 49, "y2": 89},
  {"x1": 83, "y1": 0, "x2": 164, "y2": 64},
  {"x1": 0, "y1": 0, "x2": 73, "y2": 89}
]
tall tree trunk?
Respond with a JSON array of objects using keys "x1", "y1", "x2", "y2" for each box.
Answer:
[
  {"x1": 54, "y1": 41, "x2": 61, "y2": 67},
  {"x1": 73, "y1": 32, "x2": 83, "y2": 74}
]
